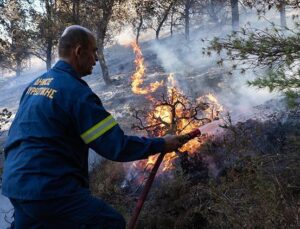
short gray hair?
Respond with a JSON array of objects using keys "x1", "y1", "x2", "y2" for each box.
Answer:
[{"x1": 58, "y1": 25, "x2": 94, "y2": 58}]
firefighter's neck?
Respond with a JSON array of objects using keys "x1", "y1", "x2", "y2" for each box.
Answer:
[{"x1": 60, "y1": 57, "x2": 83, "y2": 78}]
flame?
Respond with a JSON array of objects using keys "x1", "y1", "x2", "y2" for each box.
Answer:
[
  {"x1": 143, "y1": 74, "x2": 223, "y2": 171},
  {"x1": 197, "y1": 93, "x2": 223, "y2": 120},
  {"x1": 128, "y1": 44, "x2": 224, "y2": 177},
  {"x1": 146, "y1": 155, "x2": 157, "y2": 167},
  {"x1": 131, "y1": 41, "x2": 163, "y2": 94}
]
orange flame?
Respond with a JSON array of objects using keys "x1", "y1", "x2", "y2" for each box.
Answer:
[
  {"x1": 197, "y1": 93, "x2": 223, "y2": 120},
  {"x1": 131, "y1": 41, "x2": 163, "y2": 94},
  {"x1": 144, "y1": 75, "x2": 223, "y2": 171},
  {"x1": 129, "y1": 44, "x2": 224, "y2": 175}
]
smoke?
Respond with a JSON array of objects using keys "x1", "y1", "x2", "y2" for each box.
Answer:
[
  {"x1": 147, "y1": 8, "x2": 289, "y2": 122},
  {"x1": 0, "y1": 60, "x2": 46, "y2": 113},
  {"x1": 0, "y1": 8, "x2": 296, "y2": 224},
  {"x1": 0, "y1": 192, "x2": 13, "y2": 228},
  {"x1": 115, "y1": 27, "x2": 135, "y2": 46}
]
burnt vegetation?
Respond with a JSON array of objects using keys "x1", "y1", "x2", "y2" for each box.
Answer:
[
  {"x1": 131, "y1": 89, "x2": 212, "y2": 136},
  {"x1": 90, "y1": 107, "x2": 300, "y2": 228},
  {"x1": 1, "y1": 0, "x2": 300, "y2": 228},
  {"x1": 0, "y1": 108, "x2": 12, "y2": 179}
]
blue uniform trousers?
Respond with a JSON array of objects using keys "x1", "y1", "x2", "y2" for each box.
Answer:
[{"x1": 9, "y1": 193, "x2": 126, "y2": 229}]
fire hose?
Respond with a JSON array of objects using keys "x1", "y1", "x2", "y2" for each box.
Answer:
[{"x1": 128, "y1": 129, "x2": 201, "y2": 229}]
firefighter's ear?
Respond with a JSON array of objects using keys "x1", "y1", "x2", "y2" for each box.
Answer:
[{"x1": 74, "y1": 45, "x2": 82, "y2": 57}]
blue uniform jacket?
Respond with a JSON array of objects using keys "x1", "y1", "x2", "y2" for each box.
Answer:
[{"x1": 2, "y1": 60, "x2": 165, "y2": 200}]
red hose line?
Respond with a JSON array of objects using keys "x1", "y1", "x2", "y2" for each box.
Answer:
[
  {"x1": 127, "y1": 129, "x2": 201, "y2": 229},
  {"x1": 127, "y1": 152, "x2": 165, "y2": 229}
]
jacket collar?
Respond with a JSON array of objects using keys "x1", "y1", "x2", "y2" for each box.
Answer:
[{"x1": 53, "y1": 60, "x2": 81, "y2": 79}]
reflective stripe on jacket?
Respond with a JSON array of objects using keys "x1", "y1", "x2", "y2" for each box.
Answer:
[{"x1": 2, "y1": 60, "x2": 165, "y2": 200}]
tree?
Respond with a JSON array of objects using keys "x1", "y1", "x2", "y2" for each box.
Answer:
[
  {"x1": 81, "y1": 0, "x2": 121, "y2": 85},
  {"x1": 0, "y1": 0, "x2": 32, "y2": 76},
  {"x1": 134, "y1": 2, "x2": 145, "y2": 43},
  {"x1": 30, "y1": 0, "x2": 62, "y2": 70},
  {"x1": 242, "y1": 0, "x2": 300, "y2": 28},
  {"x1": 129, "y1": 0, "x2": 176, "y2": 42},
  {"x1": 183, "y1": 0, "x2": 194, "y2": 40},
  {"x1": 205, "y1": 22, "x2": 300, "y2": 104},
  {"x1": 54, "y1": 0, "x2": 81, "y2": 24},
  {"x1": 72, "y1": 0, "x2": 80, "y2": 24},
  {"x1": 231, "y1": 0, "x2": 239, "y2": 30},
  {"x1": 175, "y1": 0, "x2": 209, "y2": 41},
  {"x1": 170, "y1": 3, "x2": 178, "y2": 36},
  {"x1": 206, "y1": 0, "x2": 229, "y2": 26},
  {"x1": 154, "y1": 0, "x2": 176, "y2": 40},
  {"x1": 29, "y1": 0, "x2": 84, "y2": 71},
  {"x1": 95, "y1": 1, "x2": 115, "y2": 85},
  {"x1": 279, "y1": 0, "x2": 287, "y2": 27},
  {"x1": 131, "y1": 0, "x2": 155, "y2": 43}
]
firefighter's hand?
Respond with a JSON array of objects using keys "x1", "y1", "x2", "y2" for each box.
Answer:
[{"x1": 163, "y1": 135, "x2": 189, "y2": 153}]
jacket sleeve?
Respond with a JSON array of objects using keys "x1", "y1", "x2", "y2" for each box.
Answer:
[{"x1": 72, "y1": 89, "x2": 165, "y2": 162}]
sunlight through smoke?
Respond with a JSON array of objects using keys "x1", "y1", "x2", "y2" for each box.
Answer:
[{"x1": 115, "y1": 27, "x2": 135, "y2": 46}]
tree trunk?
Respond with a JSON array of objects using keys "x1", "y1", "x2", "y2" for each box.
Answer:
[
  {"x1": 16, "y1": 58, "x2": 21, "y2": 77},
  {"x1": 279, "y1": 1, "x2": 286, "y2": 28},
  {"x1": 156, "y1": 2, "x2": 174, "y2": 40},
  {"x1": 72, "y1": 0, "x2": 80, "y2": 24},
  {"x1": 184, "y1": 0, "x2": 191, "y2": 41},
  {"x1": 208, "y1": 2, "x2": 220, "y2": 25},
  {"x1": 170, "y1": 6, "x2": 175, "y2": 37},
  {"x1": 46, "y1": 38, "x2": 53, "y2": 70},
  {"x1": 95, "y1": 1, "x2": 114, "y2": 85},
  {"x1": 231, "y1": 0, "x2": 239, "y2": 31},
  {"x1": 136, "y1": 15, "x2": 143, "y2": 44},
  {"x1": 98, "y1": 43, "x2": 111, "y2": 85},
  {"x1": 45, "y1": 0, "x2": 54, "y2": 70}
]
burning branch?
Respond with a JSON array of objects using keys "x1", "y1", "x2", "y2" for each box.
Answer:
[
  {"x1": 131, "y1": 77, "x2": 223, "y2": 172},
  {"x1": 131, "y1": 109, "x2": 163, "y2": 135},
  {"x1": 127, "y1": 39, "x2": 225, "y2": 229}
]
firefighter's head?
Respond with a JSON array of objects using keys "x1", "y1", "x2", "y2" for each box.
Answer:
[{"x1": 58, "y1": 25, "x2": 98, "y2": 77}]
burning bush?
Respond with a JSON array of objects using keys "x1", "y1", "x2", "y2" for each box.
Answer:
[
  {"x1": 90, "y1": 111, "x2": 300, "y2": 228},
  {"x1": 88, "y1": 41, "x2": 300, "y2": 228}
]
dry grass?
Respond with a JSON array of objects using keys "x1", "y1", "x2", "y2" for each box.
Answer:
[{"x1": 90, "y1": 117, "x2": 300, "y2": 228}]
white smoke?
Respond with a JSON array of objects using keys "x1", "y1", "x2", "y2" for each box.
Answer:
[
  {"x1": 146, "y1": 8, "x2": 290, "y2": 121},
  {"x1": 115, "y1": 27, "x2": 135, "y2": 46},
  {"x1": 0, "y1": 192, "x2": 13, "y2": 228}
]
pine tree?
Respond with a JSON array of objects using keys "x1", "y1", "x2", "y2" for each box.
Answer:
[{"x1": 205, "y1": 6, "x2": 300, "y2": 105}]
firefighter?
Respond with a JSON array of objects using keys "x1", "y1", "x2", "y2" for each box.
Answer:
[{"x1": 2, "y1": 25, "x2": 189, "y2": 228}]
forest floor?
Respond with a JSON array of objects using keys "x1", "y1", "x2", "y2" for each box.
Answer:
[
  {"x1": 0, "y1": 28, "x2": 299, "y2": 228},
  {"x1": 88, "y1": 34, "x2": 299, "y2": 227}
]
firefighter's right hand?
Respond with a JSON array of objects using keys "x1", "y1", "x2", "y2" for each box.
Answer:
[{"x1": 163, "y1": 135, "x2": 188, "y2": 153}]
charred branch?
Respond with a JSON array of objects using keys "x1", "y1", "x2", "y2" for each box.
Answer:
[{"x1": 132, "y1": 90, "x2": 221, "y2": 137}]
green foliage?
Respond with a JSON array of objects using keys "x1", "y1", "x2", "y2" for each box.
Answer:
[
  {"x1": 208, "y1": 26, "x2": 300, "y2": 68},
  {"x1": 243, "y1": 0, "x2": 300, "y2": 14},
  {"x1": 206, "y1": 24, "x2": 300, "y2": 104},
  {"x1": 0, "y1": 0, "x2": 34, "y2": 75},
  {"x1": 28, "y1": 0, "x2": 63, "y2": 67},
  {"x1": 249, "y1": 69, "x2": 300, "y2": 91}
]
